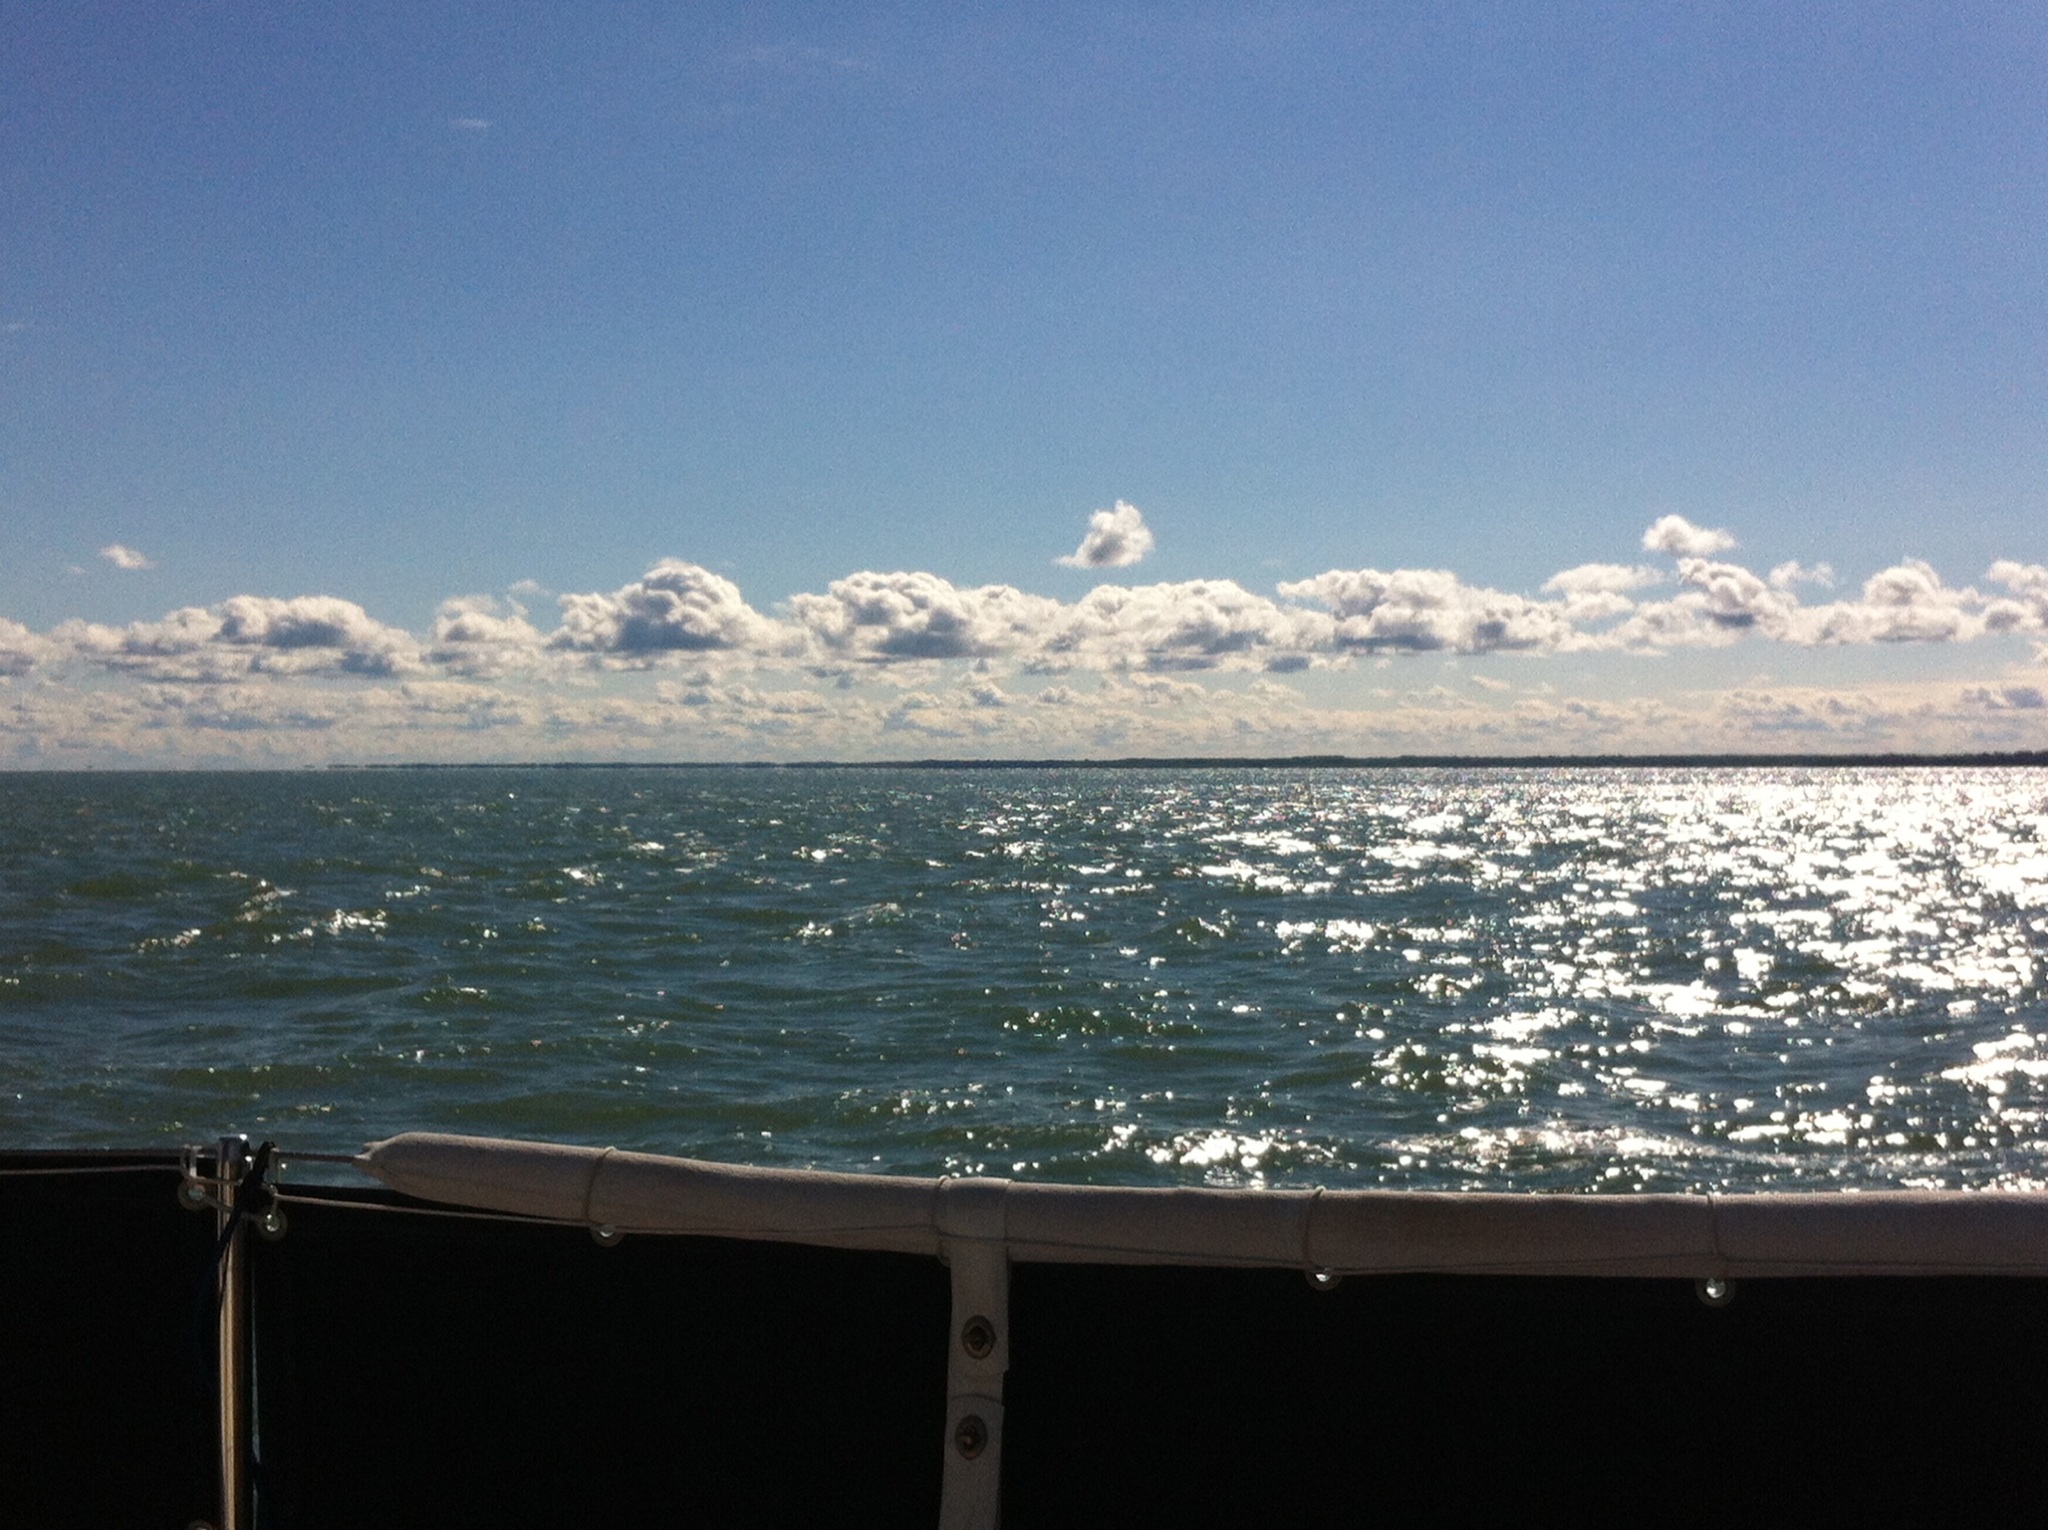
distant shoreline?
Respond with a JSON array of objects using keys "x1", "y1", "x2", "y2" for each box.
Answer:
[
  {"x1": 11, "y1": 751, "x2": 2048, "y2": 774},
  {"x1": 310, "y1": 751, "x2": 2048, "y2": 770}
]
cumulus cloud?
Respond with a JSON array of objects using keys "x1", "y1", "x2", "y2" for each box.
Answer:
[
  {"x1": 0, "y1": 618, "x2": 51, "y2": 676},
  {"x1": 1605, "y1": 559, "x2": 1802, "y2": 650},
  {"x1": 1279, "y1": 568, "x2": 1578, "y2": 654},
  {"x1": 1541, "y1": 563, "x2": 1662, "y2": 597},
  {"x1": 551, "y1": 560, "x2": 786, "y2": 659},
  {"x1": 1057, "y1": 501, "x2": 1155, "y2": 569},
  {"x1": 428, "y1": 597, "x2": 547, "y2": 676},
  {"x1": 1540, "y1": 563, "x2": 1662, "y2": 624},
  {"x1": 6, "y1": 520, "x2": 2048, "y2": 765},
  {"x1": 1051, "y1": 579, "x2": 1330, "y2": 671},
  {"x1": 1607, "y1": 557, "x2": 1995, "y2": 652},
  {"x1": 789, "y1": 571, "x2": 1063, "y2": 662},
  {"x1": 1769, "y1": 560, "x2": 1835, "y2": 591},
  {"x1": 1794, "y1": 560, "x2": 1982, "y2": 645},
  {"x1": 99, "y1": 544, "x2": 153, "y2": 571},
  {"x1": 1642, "y1": 515, "x2": 1737, "y2": 558},
  {"x1": 63, "y1": 595, "x2": 421, "y2": 681},
  {"x1": 1985, "y1": 561, "x2": 2048, "y2": 633},
  {"x1": 1672, "y1": 558, "x2": 1799, "y2": 636},
  {"x1": 216, "y1": 596, "x2": 405, "y2": 655}
]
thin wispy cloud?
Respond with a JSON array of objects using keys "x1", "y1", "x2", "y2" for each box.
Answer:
[
  {"x1": 99, "y1": 544, "x2": 153, "y2": 571},
  {"x1": 449, "y1": 117, "x2": 491, "y2": 132},
  {"x1": 738, "y1": 43, "x2": 879, "y2": 73}
]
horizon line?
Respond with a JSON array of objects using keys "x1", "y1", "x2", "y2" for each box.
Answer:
[{"x1": 14, "y1": 750, "x2": 2048, "y2": 773}]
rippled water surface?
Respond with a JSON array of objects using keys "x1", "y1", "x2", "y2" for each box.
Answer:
[{"x1": 5, "y1": 765, "x2": 2047, "y2": 1190}]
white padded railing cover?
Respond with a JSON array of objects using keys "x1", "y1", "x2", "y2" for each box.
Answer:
[{"x1": 358, "y1": 1132, "x2": 2048, "y2": 1278}]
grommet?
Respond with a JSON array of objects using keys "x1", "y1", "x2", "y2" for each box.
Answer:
[
  {"x1": 1306, "y1": 1268, "x2": 1342, "y2": 1292},
  {"x1": 960, "y1": 1314, "x2": 997, "y2": 1359},
  {"x1": 590, "y1": 1224, "x2": 623, "y2": 1247},
  {"x1": 1695, "y1": 1276, "x2": 1735, "y2": 1308},
  {"x1": 178, "y1": 1179, "x2": 213, "y2": 1212},
  {"x1": 258, "y1": 1206, "x2": 288, "y2": 1241},
  {"x1": 954, "y1": 1414, "x2": 988, "y2": 1459}
]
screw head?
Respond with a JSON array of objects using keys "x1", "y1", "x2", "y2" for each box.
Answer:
[
  {"x1": 954, "y1": 1414, "x2": 988, "y2": 1460},
  {"x1": 960, "y1": 1314, "x2": 997, "y2": 1359}
]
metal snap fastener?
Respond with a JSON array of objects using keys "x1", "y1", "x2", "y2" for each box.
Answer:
[
  {"x1": 955, "y1": 1414, "x2": 988, "y2": 1459},
  {"x1": 961, "y1": 1314, "x2": 997, "y2": 1358}
]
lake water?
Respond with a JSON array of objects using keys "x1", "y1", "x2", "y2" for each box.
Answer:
[{"x1": 4, "y1": 765, "x2": 2046, "y2": 1191}]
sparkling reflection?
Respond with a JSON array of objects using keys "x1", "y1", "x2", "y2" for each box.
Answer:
[{"x1": 4, "y1": 765, "x2": 2045, "y2": 1190}]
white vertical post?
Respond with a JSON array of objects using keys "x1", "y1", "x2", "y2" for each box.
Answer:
[
  {"x1": 936, "y1": 1177, "x2": 1009, "y2": 1530},
  {"x1": 215, "y1": 1136, "x2": 251, "y2": 1530}
]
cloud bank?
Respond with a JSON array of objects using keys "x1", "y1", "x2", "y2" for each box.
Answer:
[{"x1": 5, "y1": 515, "x2": 2045, "y2": 763}]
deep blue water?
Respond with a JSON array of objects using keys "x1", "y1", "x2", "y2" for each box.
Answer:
[{"x1": 4, "y1": 765, "x2": 2046, "y2": 1190}]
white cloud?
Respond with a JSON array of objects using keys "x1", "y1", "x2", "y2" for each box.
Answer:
[
  {"x1": 1675, "y1": 557, "x2": 1799, "y2": 636},
  {"x1": 1279, "y1": 568, "x2": 1578, "y2": 654},
  {"x1": 216, "y1": 596, "x2": 408, "y2": 656},
  {"x1": 1057, "y1": 501, "x2": 1155, "y2": 569},
  {"x1": 790, "y1": 570, "x2": 1063, "y2": 662},
  {"x1": 6, "y1": 525, "x2": 2048, "y2": 764},
  {"x1": 1539, "y1": 563, "x2": 1662, "y2": 624},
  {"x1": 428, "y1": 597, "x2": 548, "y2": 676},
  {"x1": 1985, "y1": 561, "x2": 2048, "y2": 634},
  {"x1": 1794, "y1": 561, "x2": 1982, "y2": 645},
  {"x1": 1541, "y1": 563, "x2": 1662, "y2": 597},
  {"x1": 1051, "y1": 579, "x2": 1330, "y2": 671},
  {"x1": 0, "y1": 618, "x2": 52, "y2": 676},
  {"x1": 1769, "y1": 560, "x2": 1835, "y2": 591},
  {"x1": 1642, "y1": 515, "x2": 1737, "y2": 558},
  {"x1": 1603, "y1": 556, "x2": 2000, "y2": 654},
  {"x1": 99, "y1": 544, "x2": 153, "y2": 571},
  {"x1": 1609, "y1": 558, "x2": 1804, "y2": 650},
  {"x1": 62, "y1": 596, "x2": 421, "y2": 681},
  {"x1": 551, "y1": 560, "x2": 787, "y2": 659},
  {"x1": 450, "y1": 117, "x2": 492, "y2": 131}
]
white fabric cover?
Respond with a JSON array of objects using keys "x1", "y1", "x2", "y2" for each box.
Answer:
[{"x1": 358, "y1": 1132, "x2": 2048, "y2": 1277}]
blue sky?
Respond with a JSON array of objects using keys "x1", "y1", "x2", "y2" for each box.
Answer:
[{"x1": 4, "y1": 2, "x2": 2045, "y2": 762}]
